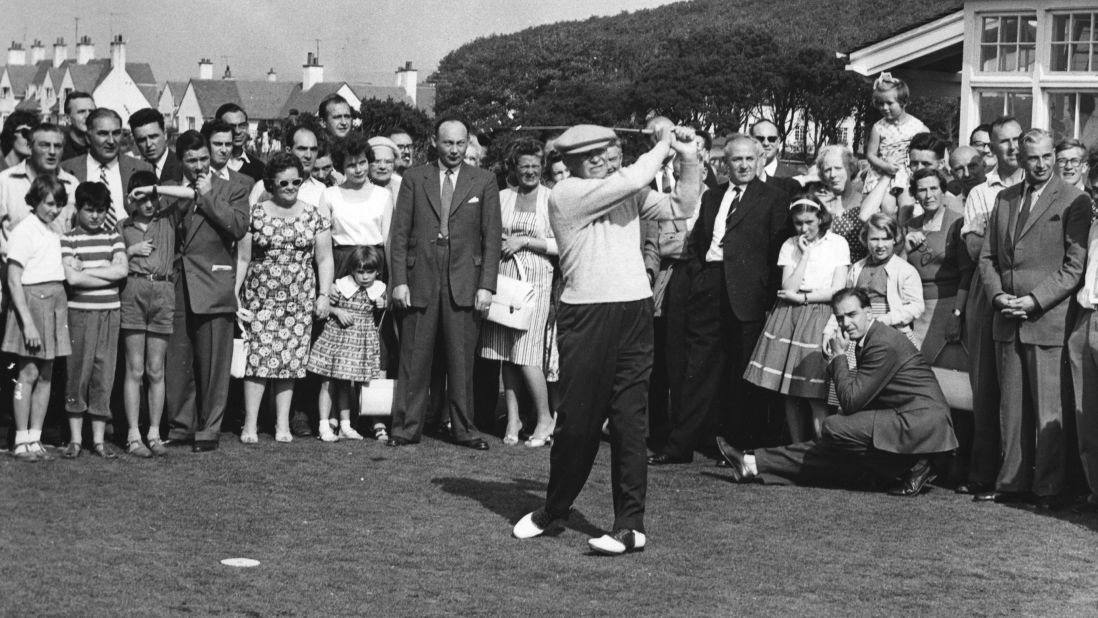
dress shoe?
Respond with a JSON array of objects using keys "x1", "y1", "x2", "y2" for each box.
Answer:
[
  {"x1": 457, "y1": 437, "x2": 490, "y2": 451},
  {"x1": 513, "y1": 509, "x2": 557, "y2": 539},
  {"x1": 290, "y1": 411, "x2": 312, "y2": 437},
  {"x1": 588, "y1": 528, "x2": 646, "y2": 556},
  {"x1": 972, "y1": 489, "x2": 997, "y2": 502},
  {"x1": 191, "y1": 440, "x2": 218, "y2": 453},
  {"x1": 955, "y1": 481, "x2": 993, "y2": 495},
  {"x1": 647, "y1": 453, "x2": 691, "y2": 466},
  {"x1": 163, "y1": 437, "x2": 193, "y2": 447},
  {"x1": 993, "y1": 491, "x2": 1032, "y2": 504},
  {"x1": 888, "y1": 458, "x2": 936, "y2": 497},
  {"x1": 714, "y1": 437, "x2": 750, "y2": 481},
  {"x1": 386, "y1": 436, "x2": 417, "y2": 447}
]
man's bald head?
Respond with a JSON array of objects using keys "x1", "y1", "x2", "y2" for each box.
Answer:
[{"x1": 949, "y1": 145, "x2": 986, "y2": 196}]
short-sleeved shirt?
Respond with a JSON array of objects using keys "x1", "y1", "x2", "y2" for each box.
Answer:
[
  {"x1": 777, "y1": 231, "x2": 851, "y2": 292},
  {"x1": 6, "y1": 214, "x2": 65, "y2": 284},
  {"x1": 61, "y1": 226, "x2": 125, "y2": 310},
  {"x1": 961, "y1": 168, "x2": 1024, "y2": 237},
  {"x1": 121, "y1": 212, "x2": 176, "y2": 278}
]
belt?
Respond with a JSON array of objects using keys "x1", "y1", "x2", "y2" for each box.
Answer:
[
  {"x1": 434, "y1": 236, "x2": 450, "y2": 245},
  {"x1": 129, "y1": 272, "x2": 173, "y2": 282}
]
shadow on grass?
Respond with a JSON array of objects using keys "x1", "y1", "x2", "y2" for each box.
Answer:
[
  {"x1": 997, "y1": 501, "x2": 1098, "y2": 534},
  {"x1": 431, "y1": 476, "x2": 602, "y2": 537}
]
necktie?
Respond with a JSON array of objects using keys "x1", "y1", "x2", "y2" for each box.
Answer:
[
  {"x1": 440, "y1": 169, "x2": 454, "y2": 238},
  {"x1": 1015, "y1": 185, "x2": 1035, "y2": 236},
  {"x1": 725, "y1": 186, "x2": 742, "y2": 223},
  {"x1": 99, "y1": 164, "x2": 117, "y2": 229}
]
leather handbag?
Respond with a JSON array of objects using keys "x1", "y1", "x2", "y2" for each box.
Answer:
[{"x1": 486, "y1": 256, "x2": 536, "y2": 331}]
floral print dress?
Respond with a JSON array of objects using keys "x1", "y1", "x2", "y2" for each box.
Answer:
[{"x1": 243, "y1": 202, "x2": 330, "y2": 379}]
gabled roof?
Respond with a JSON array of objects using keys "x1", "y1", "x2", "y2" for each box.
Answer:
[
  {"x1": 844, "y1": 3, "x2": 965, "y2": 54},
  {"x1": 347, "y1": 83, "x2": 410, "y2": 105},
  {"x1": 138, "y1": 84, "x2": 158, "y2": 107},
  {"x1": 165, "y1": 81, "x2": 188, "y2": 106},
  {"x1": 15, "y1": 97, "x2": 40, "y2": 111},
  {"x1": 187, "y1": 79, "x2": 242, "y2": 117},
  {"x1": 845, "y1": 8, "x2": 964, "y2": 76},
  {"x1": 234, "y1": 80, "x2": 297, "y2": 120},
  {"x1": 4, "y1": 66, "x2": 37, "y2": 97},
  {"x1": 125, "y1": 62, "x2": 155, "y2": 86},
  {"x1": 279, "y1": 82, "x2": 343, "y2": 117},
  {"x1": 67, "y1": 64, "x2": 104, "y2": 92}
]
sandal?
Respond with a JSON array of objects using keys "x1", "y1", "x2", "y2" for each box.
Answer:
[
  {"x1": 127, "y1": 440, "x2": 153, "y2": 458},
  {"x1": 28, "y1": 441, "x2": 55, "y2": 461},
  {"x1": 240, "y1": 431, "x2": 259, "y2": 444},
  {"x1": 503, "y1": 434, "x2": 520, "y2": 446},
  {"x1": 61, "y1": 442, "x2": 83, "y2": 459},
  {"x1": 92, "y1": 442, "x2": 120, "y2": 459},
  {"x1": 147, "y1": 439, "x2": 168, "y2": 457},
  {"x1": 372, "y1": 425, "x2": 389, "y2": 442},
  {"x1": 11, "y1": 442, "x2": 39, "y2": 462}
]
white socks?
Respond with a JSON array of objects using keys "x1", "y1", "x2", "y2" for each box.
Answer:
[
  {"x1": 744, "y1": 454, "x2": 759, "y2": 476},
  {"x1": 15, "y1": 430, "x2": 30, "y2": 444}
]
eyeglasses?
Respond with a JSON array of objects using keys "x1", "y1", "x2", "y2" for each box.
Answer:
[
  {"x1": 971, "y1": 141, "x2": 990, "y2": 149},
  {"x1": 276, "y1": 178, "x2": 304, "y2": 188},
  {"x1": 1056, "y1": 158, "x2": 1085, "y2": 169},
  {"x1": 16, "y1": 126, "x2": 32, "y2": 139},
  {"x1": 754, "y1": 135, "x2": 780, "y2": 143}
]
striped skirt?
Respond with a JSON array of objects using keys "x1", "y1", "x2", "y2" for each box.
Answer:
[
  {"x1": 478, "y1": 252, "x2": 555, "y2": 369},
  {"x1": 744, "y1": 301, "x2": 832, "y2": 400}
]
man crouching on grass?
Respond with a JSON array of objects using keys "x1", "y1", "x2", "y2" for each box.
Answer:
[
  {"x1": 716, "y1": 287, "x2": 958, "y2": 496},
  {"x1": 512, "y1": 122, "x2": 700, "y2": 555}
]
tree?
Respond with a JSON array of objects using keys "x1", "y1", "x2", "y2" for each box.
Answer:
[
  {"x1": 358, "y1": 98, "x2": 433, "y2": 142},
  {"x1": 799, "y1": 49, "x2": 868, "y2": 154}
]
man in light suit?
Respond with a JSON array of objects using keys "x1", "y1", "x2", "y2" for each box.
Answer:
[
  {"x1": 388, "y1": 115, "x2": 502, "y2": 450},
  {"x1": 716, "y1": 288, "x2": 958, "y2": 495},
  {"x1": 129, "y1": 108, "x2": 183, "y2": 183},
  {"x1": 649, "y1": 134, "x2": 788, "y2": 464},
  {"x1": 61, "y1": 107, "x2": 154, "y2": 225},
  {"x1": 163, "y1": 130, "x2": 250, "y2": 452},
  {"x1": 979, "y1": 128, "x2": 1091, "y2": 509}
]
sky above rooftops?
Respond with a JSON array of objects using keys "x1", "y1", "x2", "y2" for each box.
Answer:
[{"x1": 0, "y1": 0, "x2": 676, "y2": 84}]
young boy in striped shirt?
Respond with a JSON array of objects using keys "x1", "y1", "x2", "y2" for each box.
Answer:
[{"x1": 60, "y1": 182, "x2": 128, "y2": 459}]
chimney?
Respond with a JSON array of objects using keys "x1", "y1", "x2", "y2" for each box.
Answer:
[
  {"x1": 6, "y1": 42, "x2": 26, "y2": 66},
  {"x1": 222, "y1": 65, "x2": 233, "y2": 80},
  {"x1": 76, "y1": 35, "x2": 94, "y2": 64},
  {"x1": 109, "y1": 34, "x2": 126, "y2": 69},
  {"x1": 29, "y1": 39, "x2": 45, "y2": 65},
  {"x1": 302, "y1": 52, "x2": 323, "y2": 91},
  {"x1": 267, "y1": 67, "x2": 277, "y2": 82},
  {"x1": 198, "y1": 58, "x2": 213, "y2": 80},
  {"x1": 52, "y1": 38, "x2": 67, "y2": 67},
  {"x1": 395, "y1": 60, "x2": 417, "y2": 105}
]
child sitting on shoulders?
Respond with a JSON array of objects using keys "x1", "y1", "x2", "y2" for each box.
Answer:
[
  {"x1": 862, "y1": 73, "x2": 929, "y2": 198},
  {"x1": 306, "y1": 245, "x2": 386, "y2": 442},
  {"x1": 60, "y1": 182, "x2": 128, "y2": 459}
]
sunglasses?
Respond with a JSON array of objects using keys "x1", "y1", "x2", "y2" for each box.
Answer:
[
  {"x1": 276, "y1": 178, "x2": 304, "y2": 188},
  {"x1": 16, "y1": 126, "x2": 32, "y2": 139},
  {"x1": 755, "y1": 135, "x2": 780, "y2": 143}
]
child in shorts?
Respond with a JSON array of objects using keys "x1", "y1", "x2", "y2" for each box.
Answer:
[
  {"x1": 60, "y1": 182, "x2": 128, "y2": 459},
  {"x1": 118, "y1": 171, "x2": 176, "y2": 457}
]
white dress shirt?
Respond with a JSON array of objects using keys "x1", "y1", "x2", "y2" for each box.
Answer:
[{"x1": 705, "y1": 184, "x2": 743, "y2": 262}]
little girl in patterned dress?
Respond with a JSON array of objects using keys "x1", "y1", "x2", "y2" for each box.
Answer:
[
  {"x1": 306, "y1": 246, "x2": 385, "y2": 442},
  {"x1": 862, "y1": 73, "x2": 929, "y2": 197}
]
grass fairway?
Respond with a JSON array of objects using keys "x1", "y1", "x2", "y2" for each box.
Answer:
[{"x1": 3, "y1": 435, "x2": 1098, "y2": 617}]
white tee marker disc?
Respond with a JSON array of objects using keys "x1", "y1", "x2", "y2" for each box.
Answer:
[{"x1": 220, "y1": 558, "x2": 261, "y2": 567}]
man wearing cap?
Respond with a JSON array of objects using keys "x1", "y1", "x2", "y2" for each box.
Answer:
[{"x1": 512, "y1": 122, "x2": 701, "y2": 556}]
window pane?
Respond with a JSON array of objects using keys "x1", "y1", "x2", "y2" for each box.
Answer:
[
  {"x1": 978, "y1": 91, "x2": 1033, "y2": 129},
  {"x1": 1052, "y1": 43, "x2": 1069, "y2": 70},
  {"x1": 1002, "y1": 16, "x2": 1019, "y2": 43},
  {"x1": 1048, "y1": 93, "x2": 1078, "y2": 143},
  {"x1": 1021, "y1": 18, "x2": 1037, "y2": 43},
  {"x1": 1011, "y1": 93, "x2": 1033, "y2": 130},
  {"x1": 981, "y1": 44, "x2": 1000, "y2": 71},
  {"x1": 1083, "y1": 94, "x2": 1098, "y2": 150},
  {"x1": 999, "y1": 45, "x2": 1018, "y2": 71},
  {"x1": 982, "y1": 17, "x2": 1000, "y2": 43},
  {"x1": 1053, "y1": 15, "x2": 1071, "y2": 42},
  {"x1": 1019, "y1": 45, "x2": 1035, "y2": 71}
]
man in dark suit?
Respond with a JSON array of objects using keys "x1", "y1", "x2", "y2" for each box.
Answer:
[
  {"x1": 60, "y1": 91, "x2": 95, "y2": 161},
  {"x1": 61, "y1": 107, "x2": 154, "y2": 226},
  {"x1": 649, "y1": 134, "x2": 789, "y2": 465},
  {"x1": 750, "y1": 120, "x2": 801, "y2": 196},
  {"x1": 214, "y1": 103, "x2": 265, "y2": 182},
  {"x1": 716, "y1": 288, "x2": 959, "y2": 494},
  {"x1": 978, "y1": 128, "x2": 1090, "y2": 509},
  {"x1": 388, "y1": 115, "x2": 502, "y2": 450},
  {"x1": 163, "y1": 130, "x2": 250, "y2": 452},
  {"x1": 128, "y1": 108, "x2": 183, "y2": 183},
  {"x1": 201, "y1": 120, "x2": 258, "y2": 197}
]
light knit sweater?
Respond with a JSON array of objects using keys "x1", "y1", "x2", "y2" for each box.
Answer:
[{"x1": 549, "y1": 143, "x2": 701, "y2": 304}]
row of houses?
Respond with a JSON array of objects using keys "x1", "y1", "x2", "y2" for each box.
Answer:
[{"x1": 0, "y1": 35, "x2": 436, "y2": 137}]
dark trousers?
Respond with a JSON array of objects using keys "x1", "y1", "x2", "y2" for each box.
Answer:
[
  {"x1": 995, "y1": 338, "x2": 1066, "y2": 497},
  {"x1": 965, "y1": 274, "x2": 1000, "y2": 486},
  {"x1": 164, "y1": 278, "x2": 234, "y2": 442},
  {"x1": 1069, "y1": 308, "x2": 1098, "y2": 498},
  {"x1": 665, "y1": 265, "x2": 764, "y2": 458},
  {"x1": 391, "y1": 243, "x2": 480, "y2": 442},
  {"x1": 545, "y1": 300, "x2": 653, "y2": 532},
  {"x1": 647, "y1": 261, "x2": 692, "y2": 447},
  {"x1": 755, "y1": 410, "x2": 918, "y2": 487}
]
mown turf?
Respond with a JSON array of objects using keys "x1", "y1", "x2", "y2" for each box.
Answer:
[{"x1": 3, "y1": 435, "x2": 1098, "y2": 617}]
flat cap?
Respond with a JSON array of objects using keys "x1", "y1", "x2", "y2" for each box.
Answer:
[
  {"x1": 367, "y1": 136, "x2": 400, "y2": 158},
  {"x1": 554, "y1": 124, "x2": 616, "y2": 155}
]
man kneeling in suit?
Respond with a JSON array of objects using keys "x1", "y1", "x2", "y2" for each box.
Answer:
[{"x1": 716, "y1": 287, "x2": 958, "y2": 496}]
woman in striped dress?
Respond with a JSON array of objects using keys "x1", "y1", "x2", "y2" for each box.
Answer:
[{"x1": 478, "y1": 139, "x2": 558, "y2": 447}]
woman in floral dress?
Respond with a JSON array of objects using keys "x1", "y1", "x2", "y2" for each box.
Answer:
[{"x1": 236, "y1": 153, "x2": 334, "y2": 443}]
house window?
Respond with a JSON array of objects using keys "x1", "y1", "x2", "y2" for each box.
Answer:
[
  {"x1": 979, "y1": 14, "x2": 1038, "y2": 72},
  {"x1": 188, "y1": 117, "x2": 196, "y2": 130},
  {"x1": 977, "y1": 90, "x2": 1032, "y2": 129},
  {"x1": 1, "y1": 87, "x2": 10, "y2": 99},
  {"x1": 1051, "y1": 13, "x2": 1098, "y2": 72},
  {"x1": 1048, "y1": 92, "x2": 1098, "y2": 150}
]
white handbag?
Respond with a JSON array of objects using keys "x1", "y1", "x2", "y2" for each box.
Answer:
[
  {"x1": 359, "y1": 379, "x2": 395, "y2": 416},
  {"x1": 230, "y1": 334, "x2": 247, "y2": 379},
  {"x1": 486, "y1": 256, "x2": 535, "y2": 331}
]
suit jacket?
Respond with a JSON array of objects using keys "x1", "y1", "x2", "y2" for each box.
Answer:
[
  {"x1": 690, "y1": 178, "x2": 789, "y2": 321},
  {"x1": 764, "y1": 174, "x2": 801, "y2": 197},
  {"x1": 170, "y1": 175, "x2": 250, "y2": 314},
  {"x1": 158, "y1": 151, "x2": 185, "y2": 184},
  {"x1": 389, "y1": 162, "x2": 502, "y2": 308},
  {"x1": 234, "y1": 151, "x2": 265, "y2": 183},
  {"x1": 978, "y1": 174, "x2": 1091, "y2": 346},
  {"x1": 61, "y1": 154, "x2": 154, "y2": 199},
  {"x1": 829, "y1": 320, "x2": 958, "y2": 454}
]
